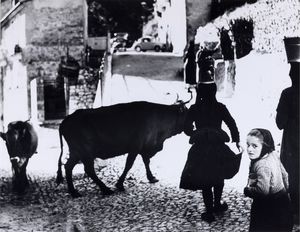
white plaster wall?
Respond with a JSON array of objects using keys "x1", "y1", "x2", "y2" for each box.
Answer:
[
  {"x1": 1, "y1": 13, "x2": 29, "y2": 129},
  {"x1": 155, "y1": 0, "x2": 187, "y2": 55},
  {"x1": 169, "y1": 0, "x2": 186, "y2": 55},
  {"x1": 3, "y1": 55, "x2": 29, "y2": 129},
  {"x1": 30, "y1": 78, "x2": 38, "y2": 127},
  {"x1": 1, "y1": 13, "x2": 26, "y2": 55}
]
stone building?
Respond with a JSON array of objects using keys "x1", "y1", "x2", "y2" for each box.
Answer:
[{"x1": 0, "y1": 0, "x2": 107, "y2": 129}]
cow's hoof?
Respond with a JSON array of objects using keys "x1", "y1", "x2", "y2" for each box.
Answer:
[
  {"x1": 70, "y1": 191, "x2": 82, "y2": 198},
  {"x1": 148, "y1": 177, "x2": 159, "y2": 183},
  {"x1": 102, "y1": 188, "x2": 114, "y2": 195},
  {"x1": 115, "y1": 182, "x2": 125, "y2": 192}
]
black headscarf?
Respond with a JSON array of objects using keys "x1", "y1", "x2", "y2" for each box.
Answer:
[
  {"x1": 248, "y1": 128, "x2": 275, "y2": 158},
  {"x1": 196, "y1": 82, "x2": 217, "y2": 104}
]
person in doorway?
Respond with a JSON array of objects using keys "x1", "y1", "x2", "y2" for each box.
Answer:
[
  {"x1": 276, "y1": 62, "x2": 299, "y2": 224},
  {"x1": 244, "y1": 128, "x2": 293, "y2": 232},
  {"x1": 180, "y1": 78, "x2": 241, "y2": 223},
  {"x1": 183, "y1": 40, "x2": 197, "y2": 86}
]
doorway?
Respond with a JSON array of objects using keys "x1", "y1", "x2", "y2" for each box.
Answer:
[{"x1": 43, "y1": 80, "x2": 66, "y2": 120}]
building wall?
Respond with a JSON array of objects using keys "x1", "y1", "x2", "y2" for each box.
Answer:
[
  {"x1": 2, "y1": 54, "x2": 28, "y2": 128},
  {"x1": 0, "y1": 0, "x2": 87, "y2": 125},
  {"x1": 68, "y1": 69, "x2": 98, "y2": 114},
  {"x1": 0, "y1": 0, "x2": 12, "y2": 18},
  {"x1": 25, "y1": 0, "x2": 85, "y2": 81},
  {"x1": 169, "y1": 0, "x2": 186, "y2": 55},
  {"x1": 185, "y1": 0, "x2": 212, "y2": 43},
  {"x1": 1, "y1": 5, "x2": 27, "y2": 55},
  {"x1": 23, "y1": 0, "x2": 85, "y2": 122},
  {"x1": 154, "y1": 0, "x2": 212, "y2": 54},
  {"x1": 0, "y1": 7, "x2": 28, "y2": 128},
  {"x1": 154, "y1": 0, "x2": 187, "y2": 55}
]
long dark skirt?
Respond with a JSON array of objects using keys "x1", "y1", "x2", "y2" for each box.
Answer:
[
  {"x1": 249, "y1": 191, "x2": 293, "y2": 232},
  {"x1": 179, "y1": 142, "x2": 241, "y2": 190}
]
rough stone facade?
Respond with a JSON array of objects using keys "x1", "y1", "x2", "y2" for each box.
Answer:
[
  {"x1": 0, "y1": 0, "x2": 100, "y2": 125},
  {"x1": 185, "y1": 0, "x2": 212, "y2": 43},
  {"x1": 68, "y1": 69, "x2": 99, "y2": 114},
  {"x1": 25, "y1": 0, "x2": 86, "y2": 122},
  {"x1": 0, "y1": 0, "x2": 11, "y2": 17}
]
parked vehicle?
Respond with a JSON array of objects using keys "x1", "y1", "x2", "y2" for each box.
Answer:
[
  {"x1": 132, "y1": 36, "x2": 166, "y2": 52},
  {"x1": 110, "y1": 32, "x2": 129, "y2": 44},
  {"x1": 110, "y1": 32, "x2": 134, "y2": 53},
  {"x1": 111, "y1": 38, "x2": 128, "y2": 53}
]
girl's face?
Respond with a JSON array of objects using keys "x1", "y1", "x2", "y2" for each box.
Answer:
[{"x1": 246, "y1": 135, "x2": 263, "y2": 160}]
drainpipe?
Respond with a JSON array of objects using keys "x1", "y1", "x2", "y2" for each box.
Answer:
[
  {"x1": 0, "y1": 67, "x2": 4, "y2": 132},
  {"x1": 0, "y1": 1, "x2": 2, "y2": 41}
]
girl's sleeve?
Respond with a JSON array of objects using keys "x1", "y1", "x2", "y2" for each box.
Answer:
[
  {"x1": 246, "y1": 166, "x2": 271, "y2": 198},
  {"x1": 222, "y1": 105, "x2": 240, "y2": 142}
]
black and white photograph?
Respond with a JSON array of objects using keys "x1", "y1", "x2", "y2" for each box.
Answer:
[{"x1": 0, "y1": 0, "x2": 299, "y2": 231}]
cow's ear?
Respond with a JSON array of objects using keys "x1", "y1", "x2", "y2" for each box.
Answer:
[{"x1": 0, "y1": 132, "x2": 6, "y2": 141}]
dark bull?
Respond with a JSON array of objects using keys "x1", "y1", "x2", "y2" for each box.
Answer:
[
  {"x1": 56, "y1": 93, "x2": 192, "y2": 198},
  {"x1": 0, "y1": 121, "x2": 38, "y2": 194}
]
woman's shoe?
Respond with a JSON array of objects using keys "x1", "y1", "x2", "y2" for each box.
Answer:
[
  {"x1": 213, "y1": 202, "x2": 228, "y2": 213},
  {"x1": 201, "y1": 212, "x2": 215, "y2": 223}
]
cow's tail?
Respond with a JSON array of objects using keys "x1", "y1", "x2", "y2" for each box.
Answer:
[{"x1": 56, "y1": 125, "x2": 64, "y2": 186}]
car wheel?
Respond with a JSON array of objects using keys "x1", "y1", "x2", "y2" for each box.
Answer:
[
  {"x1": 154, "y1": 46, "x2": 161, "y2": 52},
  {"x1": 135, "y1": 46, "x2": 141, "y2": 52}
]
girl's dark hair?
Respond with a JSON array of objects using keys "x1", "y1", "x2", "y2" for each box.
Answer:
[{"x1": 248, "y1": 128, "x2": 275, "y2": 157}]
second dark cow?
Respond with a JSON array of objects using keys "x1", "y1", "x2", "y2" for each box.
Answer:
[
  {"x1": 0, "y1": 121, "x2": 38, "y2": 194},
  {"x1": 56, "y1": 101, "x2": 189, "y2": 197}
]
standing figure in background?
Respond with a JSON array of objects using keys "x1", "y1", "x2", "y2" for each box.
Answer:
[
  {"x1": 276, "y1": 62, "x2": 299, "y2": 223},
  {"x1": 183, "y1": 40, "x2": 197, "y2": 86},
  {"x1": 244, "y1": 128, "x2": 293, "y2": 231},
  {"x1": 180, "y1": 79, "x2": 241, "y2": 223}
]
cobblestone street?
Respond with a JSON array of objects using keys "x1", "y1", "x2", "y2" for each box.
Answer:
[
  {"x1": 0, "y1": 51, "x2": 299, "y2": 231},
  {"x1": 0, "y1": 128, "x2": 253, "y2": 231},
  {"x1": 1, "y1": 126, "x2": 299, "y2": 231}
]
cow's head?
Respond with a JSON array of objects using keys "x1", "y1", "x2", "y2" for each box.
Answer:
[
  {"x1": 0, "y1": 121, "x2": 34, "y2": 194},
  {"x1": 172, "y1": 88, "x2": 193, "y2": 133}
]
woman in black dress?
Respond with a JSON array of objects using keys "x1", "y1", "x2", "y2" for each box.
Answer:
[{"x1": 180, "y1": 78, "x2": 241, "y2": 223}]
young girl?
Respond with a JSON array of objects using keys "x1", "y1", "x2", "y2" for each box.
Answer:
[{"x1": 244, "y1": 128, "x2": 293, "y2": 231}]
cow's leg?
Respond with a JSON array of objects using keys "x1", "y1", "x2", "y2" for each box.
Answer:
[
  {"x1": 65, "y1": 155, "x2": 81, "y2": 198},
  {"x1": 82, "y1": 160, "x2": 114, "y2": 195},
  {"x1": 142, "y1": 155, "x2": 159, "y2": 183},
  {"x1": 116, "y1": 153, "x2": 138, "y2": 191},
  {"x1": 11, "y1": 159, "x2": 29, "y2": 194},
  {"x1": 18, "y1": 162, "x2": 29, "y2": 193}
]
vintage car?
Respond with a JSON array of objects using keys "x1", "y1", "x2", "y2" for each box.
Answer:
[{"x1": 132, "y1": 36, "x2": 166, "y2": 52}]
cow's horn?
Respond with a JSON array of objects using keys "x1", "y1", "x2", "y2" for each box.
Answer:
[
  {"x1": 183, "y1": 87, "x2": 193, "y2": 104},
  {"x1": 10, "y1": 156, "x2": 20, "y2": 162},
  {"x1": 175, "y1": 93, "x2": 179, "y2": 103}
]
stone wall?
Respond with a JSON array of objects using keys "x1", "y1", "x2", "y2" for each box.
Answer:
[
  {"x1": 207, "y1": 0, "x2": 300, "y2": 55},
  {"x1": 25, "y1": 1, "x2": 85, "y2": 81},
  {"x1": 68, "y1": 68, "x2": 99, "y2": 114},
  {"x1": 23, "y1": 0, "x2": 85, "y2": 122},
  {"x1": 0, "y1": 0, "x2": 11, "y2": 17},
  {"x1": 185, "y1": 0, "x2": 212, "y2": 43}
]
